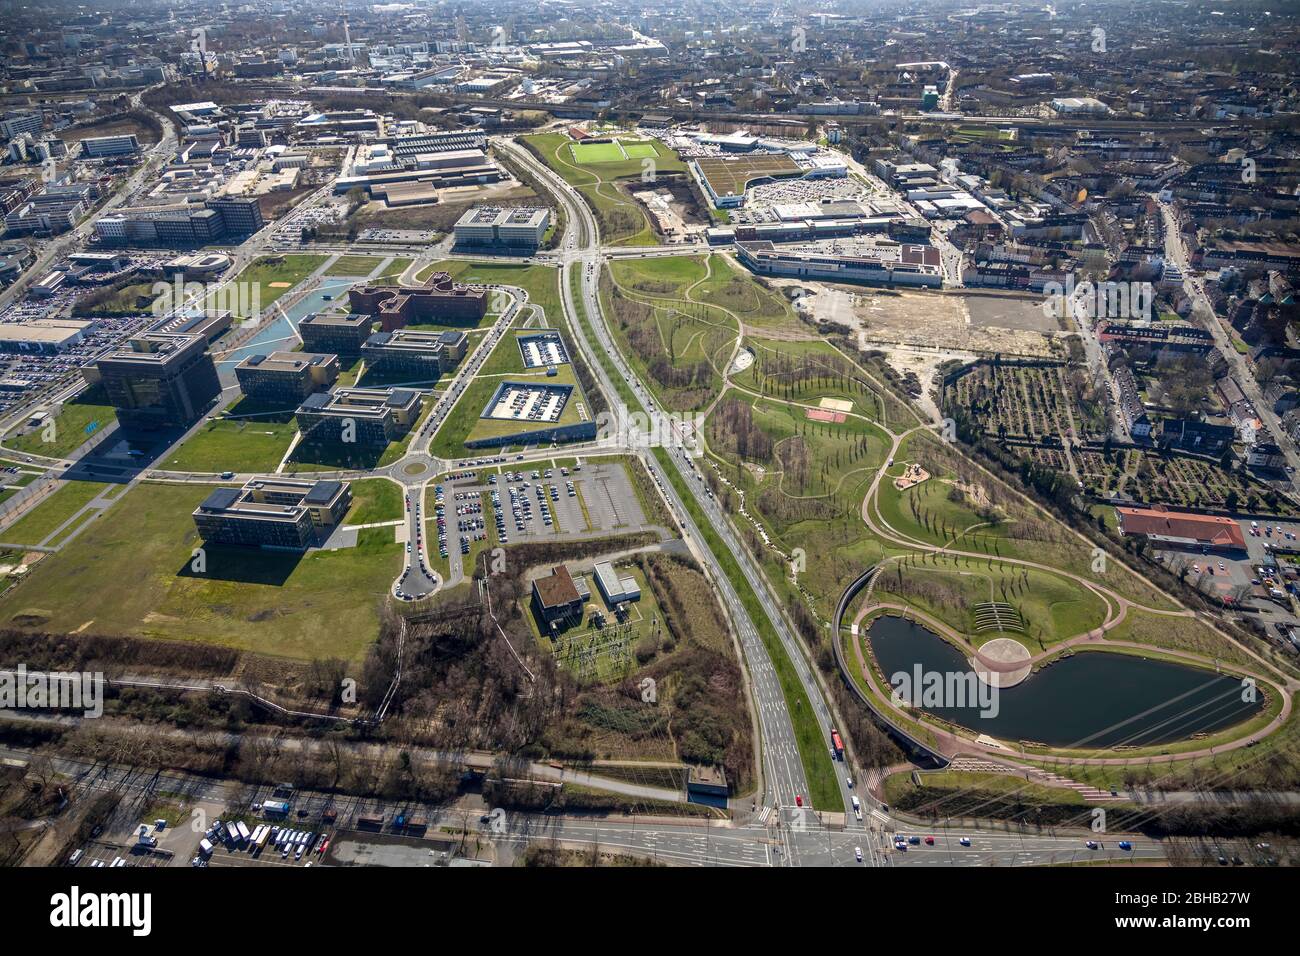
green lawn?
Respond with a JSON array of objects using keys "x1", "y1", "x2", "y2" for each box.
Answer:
[
  {"x1": 228, "y1": 255, "x2": 329, "y2": 318},
  {"x1": 0, "y1": 483, "x2": 400, "y2": 660},
  {"x1": 570, "y1": 141, "x2": 627, "y2": 164},
  {"x1": 430, "y1": 324, "x2": 591, "y2": 457},
  {"x1": 413, "y1": 260, "x2": 563, "y2": 326},
  {"x1": 375, "y1": 257, "x2": 413, "y2": 281},
  {"x1": 160, "y1": 419, "x2": 297, "y2": 473},
  {"x1": 329, "y1": 254, "x2": 384, "y2": 276},
  {"x1": 2, "y1": 389, "x2": 115, "y2": 459},
  {"x1": 346, "y1": 478, "x2": 404, "y2": 525},
  {"x1": 0, "y1": 480, "x2": 110, "y2": 546}
]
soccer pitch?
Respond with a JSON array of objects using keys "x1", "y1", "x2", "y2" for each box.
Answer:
[
  {"x1": 569, "y1": 140, "x2": 627, "y2": 164},
  {"x1": 621, "y1": 141, "x2": 659, "y2": 159}
]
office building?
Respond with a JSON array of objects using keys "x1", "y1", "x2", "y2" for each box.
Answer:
[
  {"x1": 0, "y1": 111, "x2": 43, "y2": 139},
  {"x1": 347, "y1": 271, "x2": 487, "y2": 329},
  {"x1": 207, "y1": 195, "x2": 265, "y2": 236},
  {"x1": 80, "y1": 133, "x2": 140, "y2": 157},
  {"x1": 361, "y1": 329, "x2": 448, "y2": 379},
  {"x1": 85, "y1": 331, "x2": 221, "y2": 430},
  {"x1": 298, "y1": 312, "x2": 375, "y2": 355},
  {"x1": 295, "y1": 387, "x2": 422, "y2": 446},
  {"x1": 235, "y1": 351, "x2": 340, "y2": 403},
  {"x1": 193, "y1": 478, "x2": 351, "y2": 551},
  {"x1": 453, "y1": 206, "x2": 550, "y2": 252}
]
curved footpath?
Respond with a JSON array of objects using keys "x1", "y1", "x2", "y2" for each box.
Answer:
[{"x1": 839, "y1": 425, "x2": 1296, "y2": 768}]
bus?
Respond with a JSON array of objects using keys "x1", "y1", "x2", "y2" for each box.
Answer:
[{"x1": 830, "y1": 729, "x2": 845, "y2": 761}]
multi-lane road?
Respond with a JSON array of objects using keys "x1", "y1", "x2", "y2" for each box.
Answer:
[
  {"x1": 498, "y1": 137, "x2": 872, "y2": 848},
  {"x1": 2, "y1": 745, "x2": 1165, "y2": 868}
]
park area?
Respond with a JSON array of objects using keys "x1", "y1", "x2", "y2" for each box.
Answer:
[
  {"x1": 600, "y1": 253, "x2": 807, "y2": 413},
  {"x1": 2, "y1": 387, "x2": 115, "y2": 459}
]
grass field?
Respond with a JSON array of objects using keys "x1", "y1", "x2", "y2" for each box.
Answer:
[
  {"x1": 0, "y1": 480, "x2": 109, "y2": 546},
  {"x1": 346, "y1": 478, "x2": 404, "y2": 525},
  {"x1": 870, "y1": 554, "x2": 1110, "y2": 651},
  {"x1": 228, "y1": 255, "x2": 329, "y2": 318},
  {"x1": 412, "y1": 260, "x2": 563, "y2": 328},
  {"x1": 523, "y1": 132, "x2": 685, "y2": 247},
  {"x1": 2, "y1": 388, "x2": 115, "y2": 459},
  {"x1": 601, "y1": 255, "x2": 742, "y2": 412},
  {"x1": 70, "y1": 280, "x2": 159, "y2": 317},
  {"x1": 570, "y1": 141, "x2": 627, "y2": 164},
  {"x1": 621, "y1": 141, "x2": 659, "y2": 160},
  {"x1": 160, "y1": 418, "x2": 297, "y2": 473},
  {"x1": 0, "y1": 483, "x2": 400, "y2": 660},
  {"x1": 328, "y1": 254, "x2": 384, "y2": 276}
]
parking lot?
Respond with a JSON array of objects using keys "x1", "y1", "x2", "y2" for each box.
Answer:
[
  {"x1": 1159, "y1": 516, "x2": 1300, "y2": 637},
  {"x1": 448, "y1": 458, "x2": 648, "y2": 545}
]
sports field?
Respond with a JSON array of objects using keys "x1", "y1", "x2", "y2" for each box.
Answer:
[
  {"x1": 568, "y1": 138, "x2": 662, "y2": 165},
  {"x1": 570, "y1": 141, "x2": 626, "y2": 164},
  {"x1": 523, "y1": 132, "x2": 686, "y2": 246},
  {"x1": 621, "y1": 141, "x2": 659, "y2": 159}
]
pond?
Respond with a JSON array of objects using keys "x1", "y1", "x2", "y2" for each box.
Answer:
[
  {"x1": 215, "y1": 276, "x2": 359, "y2": 384},
  {"x1": 868, "y1": 615, "x2": 1264, "y2": 748}
]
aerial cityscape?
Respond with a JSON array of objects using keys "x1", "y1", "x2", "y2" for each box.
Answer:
[{"x1": 0, "y1": 0, "x2": 1295, "y2": 905}]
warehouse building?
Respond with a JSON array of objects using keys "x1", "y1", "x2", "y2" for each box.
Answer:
[
  {"x1": 0, "y1": 318, "x2": 96, "y2": 354},
  {"x1": 193, "y1": 478, "x2": 351, "y2": 551},
  {"x1": 235, "y1": 351, "x2": 340, "y2": 403}
]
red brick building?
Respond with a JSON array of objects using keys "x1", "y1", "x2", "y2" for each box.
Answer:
[
  {"x1": 1116, "y1": 505, "x2": 1247, "y2": 554},
  {"x1": 347, "y1": 271, "x2": 486, "y2": 331}
]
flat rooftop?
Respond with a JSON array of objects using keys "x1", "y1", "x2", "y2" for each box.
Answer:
[
  {"x1": 460, "y1": 205, "x2": 549, "y2": 226},
  {"x1": 238, "y1": 351, "x2": 337, "y2": 373},
  {"x1": 196, "y1": 478, "x2": 349, "y2": 522}
]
